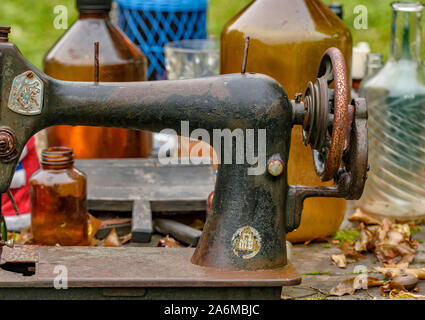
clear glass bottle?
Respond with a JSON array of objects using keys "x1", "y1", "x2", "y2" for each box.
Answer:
[
  {"x1": 30, "y1": 147, "x2": 88, "y2": 246},
  {"x1": 44, "y1": 0, "x2": 152, "y2": 159},
  {"x1": 359, "y1": 53, "x2": 383, "y2": 96},
  {"x1": 356, "y1": 2, "x2": 425, "y2": 222},
  {"x1": 221, "y1": 0, "x2": 352, "y2": 242}
]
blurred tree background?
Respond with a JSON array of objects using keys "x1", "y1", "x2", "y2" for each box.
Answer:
[{"x1": 0, "y1": 0, "x2": 413, "y2": 69}]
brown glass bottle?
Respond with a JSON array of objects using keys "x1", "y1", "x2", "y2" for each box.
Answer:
[
  {"x1": 44, "y1": 0, "x2": 152, "y2": 159},
  {"x1": 221, "y1": 0, "x2": 352, "y2": 243},
  {"x1": 30, "y1": 147, "x2": 88, "y2": 246}
]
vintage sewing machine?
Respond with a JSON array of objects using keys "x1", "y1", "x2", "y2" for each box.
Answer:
[{"x1": 0, "y1": 26, "x2": 367, "y2": 299}]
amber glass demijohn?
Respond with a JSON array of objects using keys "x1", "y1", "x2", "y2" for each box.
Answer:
[
  {"x1": 30, "y1": 147, "x2": 88, "y2": 246},
  {"x1": 221, "y1": 0, "x2": 352, "y2": 242},
  {"x1": 44, "y1": 0, "x2": 152, "y2": 159}
]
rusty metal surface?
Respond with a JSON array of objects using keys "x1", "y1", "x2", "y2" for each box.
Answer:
[
  {"x1": 0, "y1": 245, "x2": 39, "y2": 264},
  {"x1": 286, "y1": 48, "x2": 368, "y2": 232},
  {"x1": 0, "y1": 247, "x2": 300, "y2": 288},
  {"x1": 315, "y1": 47, "x2": 350, "y2": 181}
]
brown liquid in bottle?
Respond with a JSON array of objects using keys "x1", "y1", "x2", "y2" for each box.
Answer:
[
  {"x1": 221, "y1": 0, "x2": 352, "y2": 242},
  {"x1": 30, "y1": 147, "x2": 88, "y2": 246},
  {"x1": 44, "y1": 8, "x2": 152, "y2": 158}
]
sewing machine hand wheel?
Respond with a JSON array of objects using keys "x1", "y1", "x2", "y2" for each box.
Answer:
[{"x1": 302, "y1": 47, "x2": 350, "y2": 182}]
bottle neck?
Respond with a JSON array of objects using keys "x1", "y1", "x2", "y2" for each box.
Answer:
[
  {"x1": 365, "y1": 54, "x2": 383, "y2": 77},
  {"x1": 79, "y1": 10, "x2": 109, "y2": 20},
  {"x1": 41, "y1": 147, "x2": 74, "y2": 170},
  {"x1": 389, "y1": 6, "x2": 423, "y2": 63}
]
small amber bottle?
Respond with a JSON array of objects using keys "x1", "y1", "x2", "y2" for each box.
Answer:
[{"x1": 30, "y1": 147, "x2": 88, "y2": 246}]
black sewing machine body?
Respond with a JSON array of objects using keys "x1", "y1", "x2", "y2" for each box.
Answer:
[{"x1": 0, "y1": 30, "x2": 368, "y2": 296}]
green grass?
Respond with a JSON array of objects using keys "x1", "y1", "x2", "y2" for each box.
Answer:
[
  {"x1": 0, "y1": 0, "x2": 78, "y2": 69},
  {"x1": 0, "y1": 0, "x2": 413, "y2": 69},
  {"x1": 333, "y1": 229, "x2": 360, "y2": 244}
]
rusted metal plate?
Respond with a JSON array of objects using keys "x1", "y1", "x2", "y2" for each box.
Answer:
[
  {"x1": 0, "y1": 245, "x2": 39, "y2": 264},
  {"x1": 0, "y1": 246, "x2": 299, "y2": 288},
  {"x1": 34, "y1": 247, "x2": 300, "y2": 288}
]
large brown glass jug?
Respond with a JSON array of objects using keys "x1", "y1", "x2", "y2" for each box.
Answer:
[
  {"x1": 44, "y1": 0, "x2": 152, "y2": 159},
  {"x1": 221, "y1": 0, "x2": 352, "y2": 242}
]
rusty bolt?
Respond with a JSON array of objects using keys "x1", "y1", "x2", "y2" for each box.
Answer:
[
  {"x1": 25, "y1": 71, "x2": 34, "y2": 79},
  {"x1": 0, "y1": 128, "x2": 16, "y2": 157},
  {"x1": 267, "y1": 157, "x2": 284, "y2": 177}
]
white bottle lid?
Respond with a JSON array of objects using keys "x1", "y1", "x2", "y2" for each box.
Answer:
[{"x1": 352, "y1": 42, "x2": 371, "y2": 79}]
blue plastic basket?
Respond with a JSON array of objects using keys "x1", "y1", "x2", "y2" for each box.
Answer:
[{"x1": 115, "y1": 0, "x2": 208, "y2": 80}]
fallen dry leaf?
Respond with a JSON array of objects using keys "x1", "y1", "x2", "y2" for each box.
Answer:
[
  {"x1": 157, "y1": 235, "x2": 180, "y2": 248},
  {"x1": 87, "y1": 213, "x2": 102, "y2": 246},
  {"x1": 13, "y1": 226, "x2": 33, "y2": 245},
  {"x1": 380, "y1": 281, "x2": 408, "y2": 296},
  {"x1": 375, "y1": 242, "x2": 416, "y2": 268},
  {"x1": 339, "y1": 241, "x2": 365, "y2": 259},
  {"x1": 103, "y1": 228, "x2": 121, "y2": 247},
  {"x1": 120, "y1": 233, "x2": 132, "y2": 245},
  {"x1": 348, "y1": 209, "x2": 381, "y2": 225},
  {"x1": 329, "y1": 276, "x2": 384, "y2": 296},
  {"x1": 389, "y1": 290, "x2": 425, "y2": 299},
  {"x1": 329, "y1": 278, "x2": 356, "y2": 296},
  {"x1": 374, "y1": 267, "x2": 425, "y2": 280},
  {"x1": 303, "y1": 237, "x2": 329, "y2": 245},
  {"x1": 354, "y1": 223, "x2": 373, "y2": 252},
  {"x1": 331, "y1": 254, "x2": 347, "y2": 268},
  {"x1": 100, "y1": 218, "x2": 132, "y2": 227},
  {"x1": 337, "y1": 214, "x2": 418, "y2": 270}
]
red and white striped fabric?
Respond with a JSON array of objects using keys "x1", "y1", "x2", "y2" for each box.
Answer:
[{"x1": 2, "y1": 137, "x2": 40, "y2": 230}]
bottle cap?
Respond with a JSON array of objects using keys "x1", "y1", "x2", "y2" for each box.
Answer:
[
  {"x1": 352, "y1": 42, "x2": 371, "y2": 79},
  {"x1": 328, "y1": 3, "x2": 343, "y2": 19},
  {"x1": 77, "y1": 0, "x2": 112, "y2": 11}
]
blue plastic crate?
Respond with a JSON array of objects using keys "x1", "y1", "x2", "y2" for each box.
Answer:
[{"x1": 115, "y1": 0, "x2": 208, "y2": 80}]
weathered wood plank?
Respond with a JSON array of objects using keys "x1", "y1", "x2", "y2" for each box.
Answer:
[{"x1": 75, "y1": 159, "x2": 214, "y2": 243}]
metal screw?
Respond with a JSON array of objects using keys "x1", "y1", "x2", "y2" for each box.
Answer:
[
  {"x1": 25, "y1": 71, "x2": 34, "y2": 79},
  {"x1": 241, "y1": 37, "x2": 250, "y2": 74},
  {"x1": 0, "y1": 129, "x2": 15, "y2": 157},
  {"x1": 94, "y1": 41, "x2": 100, "y2": 84},
  {"x1": 267, "y1": 157, "x2": 284, "y2": 177}
]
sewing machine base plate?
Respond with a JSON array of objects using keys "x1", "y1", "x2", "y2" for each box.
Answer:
[{"x1": 0, "y1": 246, "x2": 301, "y2": 300}]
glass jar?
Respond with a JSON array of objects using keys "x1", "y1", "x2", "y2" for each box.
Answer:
[
  {"x1": 221, "y1": 0, "x2": 352, "y2": 242},
  {"x1": 359, "y1": 53, "x2": 383, "y2": 96},
  {"x1": 44, "y1": 0, "x2": 151, "y2": 159},
  {"x1": 30, "y1": 147, "x2": 88, "y2": 246},
  {"x1": 356, "y1": 2, "x2": 425, "y2": 222}
]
